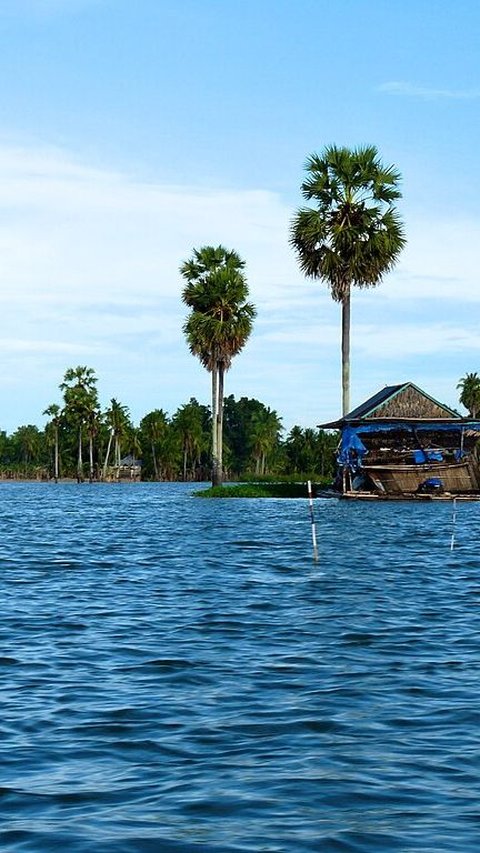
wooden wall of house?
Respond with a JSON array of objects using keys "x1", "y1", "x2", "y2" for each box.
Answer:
[{"x1": 369, "y1": 386, "x2": 457, "y2": 420}]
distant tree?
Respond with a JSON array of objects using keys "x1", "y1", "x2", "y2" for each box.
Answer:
[
  {"x1": 173, "y1": 400, "x2": 206, "y2": 480},
  {"x1": 10, "y1": 425, "x2": 44, "y2": 476},
  {"x1": 139, "y1": 409, "x2": 170, "y2": 480},
  {"x1": 181, "y1": 245, "x2": 256, "y2": 486},
  {"x1": 284, "y1": 426, "x2": 337, "y2": 478},
  {"x1": 291, "y1": 145, "x2": 406, "y2": 415},
  {"x1": 249, "y1": 407, "x2": 283, "y2": 475},
  {"x1": 102, "y1": 398, "x2": 132, "y2": 480},
  {"x1": 43, "y1": 403, "x2": 62, "y2": 482},
  {"x1": 60, "y1": 366, "x2": 99, "y2": 482},
  {"x1": 284, "y1": 425, "x2": 305, "y2": 472},
  {"x1": 457, "y1": 372, "x2": 480, "y2": 418},
  {"x1": 0, "y1": 430, "x2": 8, "y2": 467}
]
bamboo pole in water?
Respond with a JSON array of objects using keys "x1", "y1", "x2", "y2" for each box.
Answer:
[
  {"x1": 450, "y1": 497, "x2": 457, "y2": 551},
  {"x1": 307, "y1": 480, "x2": 319, "y2": 562}
]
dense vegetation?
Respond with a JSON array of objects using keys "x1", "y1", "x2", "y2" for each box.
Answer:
[{"x1": 0, "y1": 366, "x2": 338, "y2": 482}]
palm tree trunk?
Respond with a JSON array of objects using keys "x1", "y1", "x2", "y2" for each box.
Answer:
[
  {"x1": 211, "y1": 366, "x2": 221, "y2": 486},
  {"x1": 341, "y1": 283, "x2": 351, "y2": 417},
  {"x1": 103, "y1": 430, "x2": 114, "y2": 480},
  {"x1": 216, "y1": 363, "x2": 225, "y2": 486},
  {"x1": 115, "y1": 436, "x2": 121, "y2": 481},
  {"x1": 77, "y1": 426, "x2": 83, "y2": 483},
  {"x1": 54, "y1": 426, "x2": 59, "y2": 483},
  {"x1": 89, "y1": 434, "x2": 94, "y2": 483},
  {"x1": 151, "y1": 441, "x2": 159, "y2": 480},
  {"x1": 183, "y1": 444, "x2": 188, "y2": 481}
]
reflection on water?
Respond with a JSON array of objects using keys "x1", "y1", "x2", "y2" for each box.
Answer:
[{"x1": 0, "y1": 482, "x2": 479, "y2": 851}]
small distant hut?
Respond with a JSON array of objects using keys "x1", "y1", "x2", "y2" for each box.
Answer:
[
  {"x1": 118, "y1": 455, "x2": 142, "y2": 481},
  {"x1": 320, "y1": 382, "x2": 480, "y2": 498}
]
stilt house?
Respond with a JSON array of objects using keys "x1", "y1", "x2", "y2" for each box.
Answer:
[{"x1": 321, "y1": 382, "x2": 480, "y2": 497}]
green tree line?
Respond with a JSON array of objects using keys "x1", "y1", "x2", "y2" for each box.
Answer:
[{"x1": 0, "y1": 366, "x2": 337, "y2": 482}]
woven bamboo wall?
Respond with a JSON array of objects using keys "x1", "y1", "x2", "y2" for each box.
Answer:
[
  {"x1": 370, "y1": 386, "x2": 457, "y2": 420},
  {"x1": 365, "y1": 463, "x2": 475, "y2": 495}
]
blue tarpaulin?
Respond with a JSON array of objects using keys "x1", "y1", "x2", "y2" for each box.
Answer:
[
  {"x1": 337, "y1": 421, "x2": 480, "y2": 472},
  {"x1": 338, "y1": 427, "x2": 368, "y2": 470},
  {"x1": 413, "y1": 450, "x2": 444, "y2": 463}
]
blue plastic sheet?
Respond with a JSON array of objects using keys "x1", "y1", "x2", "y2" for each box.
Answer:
[
  {"x1": 338, "y1": 421, "x2": 480, "y2": 472},
  {"x1": 413, "y1": 450, "x2": 444, "y2": 463},
  {"x1": 338, "y1": 427, "x2": 368, "y2": 471}
]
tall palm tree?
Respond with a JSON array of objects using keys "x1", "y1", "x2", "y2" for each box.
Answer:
[
  {"x1": 173, "y1": 401, "x2": 205, "y2": 481},
  {"x1": 60, "y1": 366, "x2": 98, "y2": 482},
  {"x1": 181, "y1": 245, "x2": 256, "y2": 487},
  {"x1": 139, "y1": 409, "x2": 169, "y2": 480},
  {"x1": 43, "y1": 403, "x2": 62, "y2": 482},
  {"x1": 290, "y1": 145, "x2": 406, "y2": 415},
  {"x1": 102, "y1": 398, "x2": 131, "y2": 480},
  {"x1": 457, "y1": 372, "x2": 480, "y2": 418}
]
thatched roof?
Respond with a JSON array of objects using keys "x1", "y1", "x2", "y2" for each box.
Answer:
[{"x1": 320, "y1": 382, "x2": 460, "y2": 429}]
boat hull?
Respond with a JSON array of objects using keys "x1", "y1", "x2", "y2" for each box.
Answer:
[{"x1": 363, "y1": 460, "x2": 480, "y2": 495}]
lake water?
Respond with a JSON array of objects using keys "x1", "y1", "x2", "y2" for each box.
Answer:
[{"x1": 1, "y1": 482, "x2": 480, "y2": 852}]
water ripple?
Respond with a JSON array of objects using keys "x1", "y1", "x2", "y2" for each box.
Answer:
[{"x1": 1, "y1": 483, "x2": 479, "y2": 850}]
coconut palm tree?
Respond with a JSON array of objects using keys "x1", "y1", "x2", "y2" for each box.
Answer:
[
  {"x1": 102, "y1": 398, "x2": 132, "y2": 480},
  {"x1": 11, "y1": 424, "x2": 43, "y2": 477},
  {"x1": 43, "y1": 403, "x2": 62, "y2": 482},
  {"x1": 290, "y1": 145, "x2": 406, "y2": 416},
  {"x1": 249, "y1": 407, "x2": 283, "y2": 475},
  {"x1": 60, "y1": 366, "x2": 99, "y2": 482},
  {"x1": 173, "y1": 401, "x2": 205, "y2": 481},
  {"x1": 457, "y1": 372, "x2": 480, "y2": 418},
  {"x1": 139, "y1": 409, "x2": 170, "y2": 480},
  {"x1": 181, "y1": 245, "x2": 256, "y2": 486}
]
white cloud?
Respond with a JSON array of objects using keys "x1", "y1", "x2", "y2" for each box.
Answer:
[
  {"x1": 354, "y1": 323, "x2": 480, "y2": 358},
  {"x1": 1, "y1": 141, "x2": 480, "y2": 432},
  {"x1": 0, "y1": 144, "x2": 298, "y2": 308}
]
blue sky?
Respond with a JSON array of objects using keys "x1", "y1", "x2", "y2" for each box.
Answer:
[{"x1": 1, "y1": 0, "x2": 479, "y2": 433}]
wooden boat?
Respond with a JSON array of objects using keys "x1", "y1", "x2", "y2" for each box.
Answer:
[{"x1": 363, "y1": 458, "x2": 480, "y2": 496}]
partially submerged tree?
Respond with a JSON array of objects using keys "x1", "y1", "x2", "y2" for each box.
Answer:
[
  {"x1": 181, "y1": 245, "x2": 256, "y2": 486},
  {"x1": 290, "y1": 145, "x2": 406, "y2": 416}
]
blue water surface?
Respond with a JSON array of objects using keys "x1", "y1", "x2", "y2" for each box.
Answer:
[{"x1": 1, "y1": 482, "x2": 479, "y2": 852}]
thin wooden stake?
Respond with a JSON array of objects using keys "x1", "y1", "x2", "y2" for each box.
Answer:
[{"x1": 307, "y1": 480, "x2": 319, "y2": 562}]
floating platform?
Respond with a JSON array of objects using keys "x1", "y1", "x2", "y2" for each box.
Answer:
[{"x1": 340, "y1": 490, "x2": 480, "y2": 502}]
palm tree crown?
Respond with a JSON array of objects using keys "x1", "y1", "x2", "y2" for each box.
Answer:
[
  {"x1": 457, "y1": 372, "x2": 480, "y2": 418},
  {"x1": 181, "y1": 245, "x2": 256, "y2": 486},
  {"x1": 290, "y1": 145, "x2": 406, "y2": 414}
]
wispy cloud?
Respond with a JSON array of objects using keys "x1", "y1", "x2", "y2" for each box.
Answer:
[
  {"x1": 1, "y1": 141, "x2": 480, "y2": 431},
  {"x1": 354, "y1": 323, "x2": 480, "y2": 358},
  {"x1": 378, "y1": 81, "x2": 480, "y2": 100}
]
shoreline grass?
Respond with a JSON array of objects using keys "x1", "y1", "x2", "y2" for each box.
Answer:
[{"x1": 194, "y1": 479, "x2": 333, "y2": 498}]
